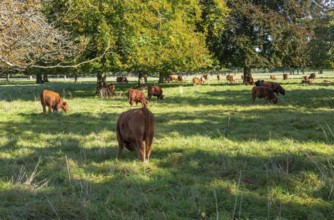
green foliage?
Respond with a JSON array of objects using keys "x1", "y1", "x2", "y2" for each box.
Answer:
[{"x1": 213, "y1": 0, "x2": 329, "y2": 75}]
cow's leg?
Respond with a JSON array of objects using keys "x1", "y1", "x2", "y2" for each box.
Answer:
[
  {"x1": 145, "y1": 142, "x2": 152, "y2": 162},
  {"x1": 47, "y1": 104, "x2": 52, "y2": 113},
  {"x1": 42, "y1": 104, "x2": 46, "y2": 113},
  {"x1": 135, "y1": 140, "x2": 145, "y2": 162},
  {"x1": 117, "y1": 140, "x2": 124, "y2": 160}
]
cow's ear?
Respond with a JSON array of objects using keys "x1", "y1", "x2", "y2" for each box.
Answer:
[{"x1": 63, "y1": 101, "x2": 67, "y2": 105}]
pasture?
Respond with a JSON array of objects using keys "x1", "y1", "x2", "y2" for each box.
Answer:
[{"x1": 1, "y1": 72, "x2": 334, "y2": 219}]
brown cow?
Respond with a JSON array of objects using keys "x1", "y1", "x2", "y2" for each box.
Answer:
[
  {"x1": 270, "y1": 75, "x2": 277, "y2": 80},
  {"x1": 252, "y1": 86, "x2": 278, "y2": 104},
  {"x1": 263, "y1": 81, "x2": 285, "y2": 95},
  {"x1": 128, "y1": 89, "x2": 148, "y2": 107},
  {"x1": 243, "y1": 75, "x2": 254, "y2": 85},
  {"x1": 169, "y1": 74, "x2": 183, "y2": 82},
  {"x1": 147, "y1": 86, "x2": 164, "y2": 100},
  {"x1": 117, "y1": 76, "x2": 128, "y2": 83},
  {"x1": 40, "y1": 89, "x2": 68, "y2": 113},
  {"x1": 283, "y1": 73, "x2": 288, "y2": 80},
  {"x1": 309, "y1": 73, "x2": 316, "y2": 79},
  {"x1": 226, "y1": 74, "x2": 236, "y2": 83},
  {"x1": 192, "y1": 77, "x2": 203, "y2": 86},
  {"x1": 116, "y1": 106, "x2": 155, "y2": 162},
  {"x1": 177, "y1": 75, "x2": 183, "y2": 81}
]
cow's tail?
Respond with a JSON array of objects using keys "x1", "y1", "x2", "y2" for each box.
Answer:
[{"x1": 142, "y1": 106, "x2": 151, "y2": 145}]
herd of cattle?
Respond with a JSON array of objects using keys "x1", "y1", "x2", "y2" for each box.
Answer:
[{"x1": 40, "y1": 72, "x2": 318, "y2": 162}]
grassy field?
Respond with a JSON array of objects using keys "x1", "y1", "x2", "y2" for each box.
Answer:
[{"x1": 0, "y1": 72, "x2": 334, "y2": 219}]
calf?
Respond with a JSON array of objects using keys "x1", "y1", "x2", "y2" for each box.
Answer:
[
  {"x1": 252, "y1": 86, "x2": 278, "y2": 104},
  {"x1": 283, "y1": 73, "x2": 288, "y2": 80},
  {"x1": 116, "y1": 106, "x2": 155, "y2": 162},
  {"x1": 40, "y1": 89, "x2": 68, "y2": 113},
  {"x1": 147, "y1": 86, "x2": 164, "y2": 100},
  {"x1": 128, "y1": 89, "x2": 148, "y2": 107}
]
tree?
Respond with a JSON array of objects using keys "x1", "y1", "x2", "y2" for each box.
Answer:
[
  {"x1": 0, "y1": 0, "x2": 88, "y2": 83},
  {"x1": 211, "y1": 0, "x2": 328, "y2": 82},
  {"x1": 307, "y1": 9, "x2": 334, "y2": 72},
  {"x1": 48, "y1": 0, "x2": 227, "y2": 87}
]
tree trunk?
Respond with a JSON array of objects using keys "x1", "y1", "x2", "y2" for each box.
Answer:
[
  {"x1": 158, "y1": 72, "x2": 169, "y2": 83},
  {"x1": 43, "y1": 74, "x2": 49, "y2": 82},
  {"x1": 243, "y1": 65, "x2": 251, "y2": 85},
  {"x1": 6, "y1": 73, "x2": 9, "y2": 82},
  {"x1": 36, "y1": 72, "x2": 44, "y2": 84},
  {"x1": 74, "y1": 74, "x2": 78, "y2": 83},
  {"x1": 138, "y1": 73, "x2": 147, "y2": 88},
  {"x1": 96, "y1": 73, "x2": 107, "y2": 94}
]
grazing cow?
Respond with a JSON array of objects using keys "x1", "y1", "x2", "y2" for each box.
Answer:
[
  {"x1": 147, "y1": 86, "x2": 164, "y2": 100},
  {"x1": 255, "y1": 80, "x2": 264, "y2": 87},
  {"x1": 303, "y1": 76, "x2": 309, "y2": 81},
  {"x1": 128, "y1": 89, "x2": 148, "y2": 107},
  {"x1": 244, "y1": 75, "x2": 254, "y2": 85},
  {"x1": 226, "y1": 74, "x2": 236, "y2": 83},
  {"x1": 40, "y1": 89, "x2": 68, "y2": 113},
  {"x1": 116, "y1": 106, "x2": 155, "y2": 162},
  {"x1": 283, "y1": 73, "x2": 288, "y2": 80},
  {"x1": 270, "y1": 75, "x2": 277, "y2": 80},
  {"x1": 309, "y1": 73, "x2": 316, "y2": 79},
  {"x1": 202, "y1": 74, "x2": 209, "y2": 80},
  {"x1": 252, "y1": 86, "x2": 278, "y2": 104},
  {"x1": 116, "y1": 76, "x2": 128, "y2": 83},
  {"x1": 192, "y1": 77, "x2": 203, "y2": 86},
  {"x1": 169, "y1": 74, "x2": 183, "y2": 82},
  {"x1": 263, "y1": 81, "x2": 285, "y2": 95},
  {"x1": 177, "y1": 75, "x2": 183, "y2": 81},
  {"x1": 217, "y1": 74, "x2": 222, "y2": 81}
]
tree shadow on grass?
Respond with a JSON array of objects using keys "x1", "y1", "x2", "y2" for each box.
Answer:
[{"x1": 1, "y1": 146, "x2": 333, "y2": 219}]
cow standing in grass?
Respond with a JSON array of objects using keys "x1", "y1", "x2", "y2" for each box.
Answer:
[
  {"x1": 192, "y1": 77, "x2": 203, "y2": 86},
  {"x1": 116, "y1": 106, "x2": 155, "y2": 162},
  {"x1": 128, "y1": 89, "x2": 148, "y2": 107},
  {"x1": 40, "y1": 89, "x2": 68, "y2": 113},
  {"x1": 252, "y1": 86, "x2": 278, "y2": 104},
  {"x1": 263, "y1": 81, "x2": 285, "y2": 96},
  {"x1": 147, "y1": 86, "x2": 164, "y2": 100}
]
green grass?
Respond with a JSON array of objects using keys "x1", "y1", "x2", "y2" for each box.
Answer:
[{"x1": 1, "y1": 72, "x2": 334, "y2": 219}]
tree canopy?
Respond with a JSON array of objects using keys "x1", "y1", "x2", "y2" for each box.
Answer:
[{"x1": 0, "y1": 0, "x2": 333, "y2": 79}]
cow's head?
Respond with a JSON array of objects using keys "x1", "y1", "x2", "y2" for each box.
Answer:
[
  {"x1": 60, "y1": 100, "x2": 69, "y2": 113},
  {"x1": 159, "y1": 94, "x2": 164, "y2": 100},
  {"x1": 278, "y1": 86, "x2": 285, "y2": 95}
]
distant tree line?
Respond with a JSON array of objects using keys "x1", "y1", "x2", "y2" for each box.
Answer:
[{"x1": 0, "y1": 0, "x2": 333, "y2": 84}]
